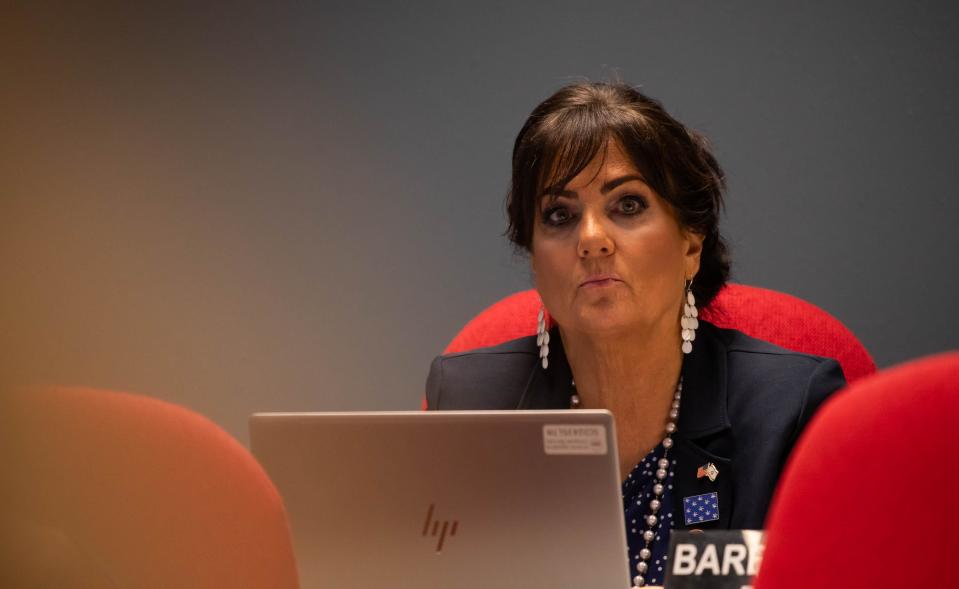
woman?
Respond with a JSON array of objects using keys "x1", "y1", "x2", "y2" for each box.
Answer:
[{"x1": 425, "y1": 82, "x2": 845, "y2": 587}]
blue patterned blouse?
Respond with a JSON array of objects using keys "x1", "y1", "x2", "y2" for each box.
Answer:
[{"x1": 622, "y1": 443, "x2": 677, "y2": 586}]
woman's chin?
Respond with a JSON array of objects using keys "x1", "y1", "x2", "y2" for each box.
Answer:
[{"x1": 567, "y1": 304, "x2": 640, "y2": 336}]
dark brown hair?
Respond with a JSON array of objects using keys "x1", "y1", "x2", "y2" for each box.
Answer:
[{"x1": 506, "y1": 82, "x2": 731, "y2": 307}]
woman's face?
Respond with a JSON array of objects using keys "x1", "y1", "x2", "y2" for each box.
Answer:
[{"x1": 530, "y1": 140, "x2": 703, "y2": 338}]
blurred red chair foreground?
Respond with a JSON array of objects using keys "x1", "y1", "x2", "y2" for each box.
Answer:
[
  {"x1": 0, "y1": 387, "x2": 298, "y2": 588},
  {"x1": 444, "y1": 284, "x2": 876, "y2": 382},
  {"x1": 756, "y1": 352, "x2": 959, "y2": 588}
]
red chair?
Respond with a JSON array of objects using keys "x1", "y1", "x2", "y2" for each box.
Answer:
[
  {"x1": 755, "y1": 352, "x2": 959, "y2": 588},
  {"x1": 0, "y1": 387, "x2": 299, "y2": 588},
  {"x1": 443, "y1": 284, "x2": 875, "y2": 382}
]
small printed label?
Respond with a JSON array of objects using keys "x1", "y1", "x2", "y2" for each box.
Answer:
[{"x1": 542, "y1": 424, "x2": 608, "y2": 455}]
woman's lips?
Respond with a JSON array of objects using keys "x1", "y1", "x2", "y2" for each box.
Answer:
[{"x1": 579, "y1": 275, "x2": 623, "y2": 289}]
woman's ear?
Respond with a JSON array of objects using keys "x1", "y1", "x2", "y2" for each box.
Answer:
[{"x1": 683, "y1": 230, "x2": 704, "y2": 278}]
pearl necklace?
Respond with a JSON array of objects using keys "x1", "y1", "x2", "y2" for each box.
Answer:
[{"x1": 570, "y1": 375, "x2": 683, "y2": 588}]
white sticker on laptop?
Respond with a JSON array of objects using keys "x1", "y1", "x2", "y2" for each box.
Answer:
[{"x1": 542, "y1": 424, "x2": 608, "y2": 455}]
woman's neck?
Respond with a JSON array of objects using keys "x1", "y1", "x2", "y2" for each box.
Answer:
[
  {"x1": 560, "y1": 320, "x2": 683, "y2": 471},
  {"x1": 561, "y1": 321, "x2": 683, "y2": 406}
]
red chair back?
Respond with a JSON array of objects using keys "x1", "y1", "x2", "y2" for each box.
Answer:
[
  {"x1": 0, "y1": 387, "x2": 299, "y2": 588},
  {"x1": 755, "y1": 352, "x2": 959, "y2": 588},
  {"x1": 444, "y1": 284, "x2": 875, "y2": 382}
]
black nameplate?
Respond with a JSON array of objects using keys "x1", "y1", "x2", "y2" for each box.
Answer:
[{"x1": 662, "y1": 530, "x2": 764, "y2": 588}]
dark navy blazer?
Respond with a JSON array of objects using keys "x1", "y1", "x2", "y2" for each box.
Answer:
[{"x1": 425, "y1": 320, "x2": 846, "y2": 530}]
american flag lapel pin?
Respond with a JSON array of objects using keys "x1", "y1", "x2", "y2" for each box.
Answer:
[{"x1": 696, "y1": 462, "x2": 719, "y2": 482}]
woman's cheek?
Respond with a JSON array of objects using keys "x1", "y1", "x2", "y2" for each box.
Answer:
[{"x1": 532, "y1": 251, "x2": 569, "y2": 316}]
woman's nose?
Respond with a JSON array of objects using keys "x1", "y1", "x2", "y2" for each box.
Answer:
[{"x1": 577, "y1": 213, "x2": 614, "y2": 258}]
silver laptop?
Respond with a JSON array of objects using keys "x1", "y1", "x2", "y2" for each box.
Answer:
[{"x1": 249, "y1": 410, "x2": 630, "y2": 589}]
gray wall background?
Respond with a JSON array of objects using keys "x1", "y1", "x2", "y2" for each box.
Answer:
[{"x1": 3, "y1": 2, "x2": 958, "y2": 444}]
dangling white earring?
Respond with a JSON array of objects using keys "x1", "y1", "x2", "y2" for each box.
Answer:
[
  {"x1": 681, "y1": 280, "x2": 698, "y2": 355},
  {"x1": 537, "y1": 306, "x2": 550, "y2": 370}
]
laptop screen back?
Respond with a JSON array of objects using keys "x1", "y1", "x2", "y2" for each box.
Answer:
[{"x1": 250, "y1": 410, "x2": 630, "y2": 589}]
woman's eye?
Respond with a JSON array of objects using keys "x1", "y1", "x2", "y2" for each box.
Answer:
[
  {"x1": 617, "y1": 195, "x2": 647, "y2": 215},
  {"x1": 543, "y1": 206, "x2": 572, "y2": 226}
]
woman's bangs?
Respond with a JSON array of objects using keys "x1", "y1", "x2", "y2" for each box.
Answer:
[{"x1": 533, "y1": 113, "x2": 611, "y2": 199}]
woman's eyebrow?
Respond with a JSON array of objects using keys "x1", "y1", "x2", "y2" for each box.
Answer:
[
  {"x1": 541, "y1": 174, "x2": 646, "y2": 198},
  {"x1": 601, "y1": 174, "x2": 646, "y2": 193}
]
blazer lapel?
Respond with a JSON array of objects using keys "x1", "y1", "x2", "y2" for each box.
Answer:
[
  {"x1": 672, "y1": 436, "x2": 733, "y2": 529},
  {"x1": 672, "y1": 322, "x2": 735, "y2": 530}
]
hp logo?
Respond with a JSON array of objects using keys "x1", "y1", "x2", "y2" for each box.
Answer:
[{"x1": 422, "y1": 503, "x2": 459, "y2": 552}]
